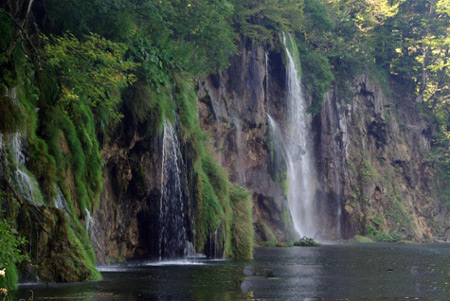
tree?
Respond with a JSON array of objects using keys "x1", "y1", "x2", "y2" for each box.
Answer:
[{"x1": 44, "y1": 33, "x2": 137, "y2": 128}]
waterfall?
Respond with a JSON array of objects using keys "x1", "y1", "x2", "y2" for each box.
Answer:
[
  {"x1": 279, "y1": 33, "x2": 318, "y2": 239},
  {"x1": 85, "y1": 208, "x2": 102, "y2": 252},
  {"x1": 159, "y1": 120, "x2": 188, "y2": 260},
  {"x1": 10, "y1": 133, "x2": 44, "y2": 206},
  {"x1": 54, "y1": 186, "x2": 68, "y2": 212}
]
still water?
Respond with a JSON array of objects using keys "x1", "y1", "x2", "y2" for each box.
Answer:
[{"x1": 17, "y1": 244, "x2": 449, "y2": 300}]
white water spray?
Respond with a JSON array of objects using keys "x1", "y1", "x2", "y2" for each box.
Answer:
[
  {"x1": 159, "y1": 120, "x2": 189, "y2": 260},
  {"x1": 9, "y1": 133, "x2": 43, "y2": 206},
  {"x1": 55, "y1": 186, "x2": 68, "y2": 212},
  {"x1": 85, "y1": 208, "x2": 102, "y2": 251},
  {"x1": 279, "y1": 33, "x2": 318, "y2": 238}
]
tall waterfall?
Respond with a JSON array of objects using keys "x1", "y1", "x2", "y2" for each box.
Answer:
[
  {"x1": 280, "y1": 33, "x2": 319, "y2": 238},
  {"x1": 159, "y1": 120, "x2": 188, "y2": 259}
]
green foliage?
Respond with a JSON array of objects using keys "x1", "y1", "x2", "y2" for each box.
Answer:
[
  {"x1": 229, "y1": 185, "x2": 253, "y2": 259},
  {"x1": 232, "y1": 0, "x2": 304, "y2": 43},
  {"x1": 0, "y1": 207, "x2": 29, "y2": 290},
  {"x1": 360, "y1": 159, "x2": 379, "y2": 182},
  {"x1": 44, "y1": 33, "x2": 137, "y2": 129},
  {"x1": 433, "y1": 163, "x2": 450, "y2": 208},
  {"x1": 0, "y1": 96, "x2": 25, "y2": 134},
  {"x1": 126, "y1": 32, "x2": 174, "y2": 89},
  {"x1": 266, "y1": 119, "x2": 288, "y2": 196},
  {"x1": 0, "y1": 219, "x2": 28, "y2": 270},
  {"x1": 353, "y1": 235, "x2": 374, "y2": 243},
  {"x1": 193, "y1": 161, "x2": 224, "y2": 252},
  {"x1": 296, "y1": 43, "x2": 334, "y2": 116},
  {"x1": 293, "y1": 236, "x2": 320, "y2": 247},
  {"x1": 302, "y1": 0, "x2": 334, "y2": 42},
  {"x1": 366, "y1": 225, "x2": 402, "y2": 242},
  {"x1": 39, "y1": 105, "x2": 102, "y2": 212},
  {"x1": 132, "y1": 0, "x2": 237, "y2": 75},
  {"x1": 257, "y1": 221, "x2": 277, "y2": 246},
  {"x1": 42, "y1": 0, "x2": 134, "y2": 40}
]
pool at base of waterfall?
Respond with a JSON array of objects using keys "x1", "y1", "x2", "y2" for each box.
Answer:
[{"x1": 16, "y1": 244, "x2": 449, "y2": 300}]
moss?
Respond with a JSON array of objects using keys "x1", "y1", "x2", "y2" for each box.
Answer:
[
  {"x1": 123, "y1": 80, "x2": 175, "y2": 137},
  {"x1": 283, "y1": 33, "x2": 302, "y2": 79},
  {"x1": 353, "y1": 235, "x2": 374, "y2": 243},
  {"x1": 296, "y1": 42, "x2": 334, "y2": 116},
  {"x1": 193, "y1": 162, "x2": 224, "y2": 253},
  {"x1": 293, "y1": 237, "x2": 320, "y2": 247},
  {"x1": 361, "y1": 159, "x2": 379, "y2": 182},
  {"x1": 257, "y1": 221, "x2": 277, "y2": 246},
  {"x1": 229, "y1": 185, "x2": 253, "y2": 259},
  {"x1": 282, "y1": 208, "x2": 292, "y2": 231},
  {"x1": 0, "y1": 96, "x2": 25, "y2": 134},
  {"x1": 266, "y1": 119, "x2": 288, "y2": 197},
  {"x1": 171, "y1": 74, "x2": 253, "y2": 259}
]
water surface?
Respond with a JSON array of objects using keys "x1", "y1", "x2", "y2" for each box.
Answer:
[{"x1": 17, "y1": 244, "x2": 450, "y2": 300}]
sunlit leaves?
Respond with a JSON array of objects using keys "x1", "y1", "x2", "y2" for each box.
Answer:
[
  {"x1": 0, "y1": 207, "x2": 29, "y2": 270},
  {"x1": 232, "y1": 0, "x2": 304, "y2": 42},
  {"x1": 44, "y1": 33, "x2": 137, "y2": 124}
]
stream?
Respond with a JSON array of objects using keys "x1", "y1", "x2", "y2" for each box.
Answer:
[{"x1": 16, "y1": 244, "x2": 449, "y2": 300}]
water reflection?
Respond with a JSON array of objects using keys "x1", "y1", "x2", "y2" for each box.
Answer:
[{"x1": 15, "y1": 244, "x2": 449, "y2": 300}]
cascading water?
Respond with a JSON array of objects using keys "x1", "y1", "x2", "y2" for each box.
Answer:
[
  {"x1": 55, "y1": 186, "x2": 68, "y2": 212},
  {"x1": 277, "y1": 33, "x2": 318, "y2": 238},
  {"x1": 10, "y1": 133, "x2": 43, "y2": 206},
  {"x1": 85, "y1": 208, "x2": 102, "y2": 251},
  {"x1": 159, "y1": 120, "x2": 189, "y2": 260}
]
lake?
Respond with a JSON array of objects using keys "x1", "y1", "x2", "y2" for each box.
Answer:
[{"x1": 16, "y1": 243, "x2": 450, "y2": 300}]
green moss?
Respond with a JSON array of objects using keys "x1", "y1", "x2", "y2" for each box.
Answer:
[
  {"x1": 353, "y1": 235, "x2": 374, "y2": 243},
  {"x1": 361, "y1": 159, "x2": 379, "y2": 182},
  {"x1": 257, "y1": 221, "x2": 277, "y2": 246},
  {"x1": 296, "y1": 42, "x2": 334, "y2": 116},
  {"x1": 229, "y1": 185, "x2": 253, "y2": 259},
  {"x1": 171, "y1": 75, "x2": 253, "y2": 259},
  {"x1": 366, "y1": 225, "x2": 403, "y2": 242},
  {"x1": 293, "y1": 237, "x2": 320, "y2": 247},
  {"x1": 266, "y1": 119, "x2": 288, "y2": 197},
  {"x1": 283, "y1": 33, "x2": 302, "y2": 79},
  {"x1": 193, "y1": 162, "x2": 224, "y2": 253},
  {"x1": 0, "y1": 96, "x2": 25, "y2": 134}
]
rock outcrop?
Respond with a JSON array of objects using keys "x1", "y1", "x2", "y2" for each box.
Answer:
[
  {"x1": 93, "y1": 38, "x2": 448, "y2": 263},
  {"x1": 318, "y1": 75, "x2": 449, "y2": 239}
]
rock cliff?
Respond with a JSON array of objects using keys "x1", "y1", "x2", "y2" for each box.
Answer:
[{"x1": 92, "y1": 38, "x2": 448, "y2": 263}]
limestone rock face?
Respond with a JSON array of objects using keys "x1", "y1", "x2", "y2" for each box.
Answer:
[
  {"x1": 197, "y1": 40, "x2": 295, "y2": 243},
  {"x1": 317, "y1": 75, "x2": 449, "y2": 240},
  {"x1": 94, "y1": 119, "x2": 165, "y2": 262},
  {"x1": 95, "y1": 40, "x2": 448, "y2": 263}
]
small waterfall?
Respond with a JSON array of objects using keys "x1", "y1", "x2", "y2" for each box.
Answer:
[
  {"x1": 54, "y1": 186, "x2": 68, "y2": 212},
  {"x1": 159, "y1": 120, "x2": 188, "y2": 260},
  {"x1": 85, "y1": 208, "x2": 101, "y2": 251},
  {"x1": 280, "y1": 33, "x2": 319, "y2": 238},
  {"x1": 11, "y1": 132, "x2": 26, "y2": 166},
  {"x1": 10, "y1": 133, "x2": 43, "y2": 206}
]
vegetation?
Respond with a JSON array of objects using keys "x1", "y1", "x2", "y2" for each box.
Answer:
[
  {"x1": 0, "y1": 192, "x2": 29, "y2": 291},
  {"x1": 0, "y1": 0, "x2": 448, "y2": 290},
  {"x1": 366, "y1": 225, "x2": 402, "y2": 243},
  {"x1": 293, "y1": 237, "x2": 321, "y2": 247}
]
